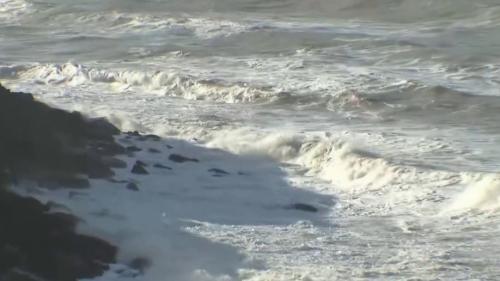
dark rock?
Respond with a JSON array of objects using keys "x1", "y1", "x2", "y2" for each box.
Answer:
[
  {"x1": 166, "y1": 144, "x2": 174, "y2": 149},
  {"x1": 286, "y1": 203, "x2": 318, "y2": 213},
  {"x1": 38, "y1": 175, "x2": 90, "y2": 189},
  {"x1": 102, "y1": 157, "x2": 127, "y2": 169},
  {"x1": 153, "y1": 163, "x2": 172, "y2": 170},
  {"x1": 143, "y1": 134, "x2": 161, "y2": 142},
  {"x1": 68, "y1": 191, "x2": 85, "y2": 199},
  {"x1": 89, "y1": 141, "x2": 125, "y2": 155},
  {"x1": 108, "y1": 178, "x2": 129, "y2": 184},
  {"x1": 131, "y1": 162, "x2": 148, "y2": 175},
  {"x1": 2, "y1": 270, "x2": 40, "y2": 281},
  {"x1": 0, "y1": 85, "x2": 122, "y2": 280},
  {"x1": 0, "y1": 191, "x2": 117, "y2": 281},
  {"x1": 129, "y1": 257, "x2": 151, "y2": 273},
  {"x1": 126, "y1": 146, "x2": 142, "y2": 153},
  {"x1": 147, "y1": 148, "x2": 161, "y2": 154},
  {"x1": 135, "y1": 160, "x2": 147, "y2": 167},
  {"x1": 126, "y1": 182, "x2": 139, "y2": 191},
  {"x1": 78, "y1": 154, "x2": 115, "y2": 179},
  {"x1": 168, "y1": 154, "x2": 199, "y2": 163},
  {"x1": 125, "y1": 131, "x2": 141, "y2": 137},
  {"x1": 208, "y1": 168, "x2": 229, "y2": 175},
  {"x1": 0, "y1": 84, "x2": 122, "y2": 183}
]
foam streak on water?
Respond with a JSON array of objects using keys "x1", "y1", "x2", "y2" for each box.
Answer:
[{"x1": 2, "y1": 0, "x2": 500, "y2": 280}]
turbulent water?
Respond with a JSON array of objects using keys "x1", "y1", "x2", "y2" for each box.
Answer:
[{"x1": 2, "y1": 0, "x2": 500, "y2": 280}]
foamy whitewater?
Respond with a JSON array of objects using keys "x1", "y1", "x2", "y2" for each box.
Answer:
[{"x1": 2, "y1": 0, "x2": 500, "y2": 280}]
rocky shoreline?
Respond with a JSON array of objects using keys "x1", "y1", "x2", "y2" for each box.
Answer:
[
  {"x1": 0, "y1": 84, "x2": 122, "y2": 281},
  {"x1": 0, "y1": 84, "x2": 325, "y2": 281}
]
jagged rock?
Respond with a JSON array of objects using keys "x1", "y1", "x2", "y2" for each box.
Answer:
[
  {"x1": 153, "y1": 163, "x2": 172, "y2": 170},
  {"x1": 286, "y1": 203, "x2": 318, "y2": 213},
  {"x1": 0, "y1": 84, "x2": 122, "y2": 182},
  {"x1": 0, "y1": 84, "x2": 121, "y2": 280},
  {"x1": 131, "y1": 161, "x2": 148, "y2": 175},
  {"x1": 0, "y1": 191, "x2": 117, "y2": 281},
  {"x1": 168, "y1": 154, "x2": 199, "y2": 163}
]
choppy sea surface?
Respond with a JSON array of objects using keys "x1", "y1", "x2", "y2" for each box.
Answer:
[{"x1": 2, "y1": 0, "x2": 500, "y2": 280}]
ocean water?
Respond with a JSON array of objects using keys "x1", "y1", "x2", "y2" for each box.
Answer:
[{"x1": 2, "y1": 0, "x2": 500, "y2": 280}]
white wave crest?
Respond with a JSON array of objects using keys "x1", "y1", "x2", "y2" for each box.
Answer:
[
  {"x1": 443, "y1": 174, "x2": 500, "y2": 214},
  {"x1": 17, "y1": 63, "x2": 285, "y2": 103},
  {"x1": 205, "y1": 129, "x2": 457, "y2": 193}
]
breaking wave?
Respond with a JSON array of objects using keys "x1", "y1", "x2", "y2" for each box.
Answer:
[
  {"x1": 443, "y1": 174, "x2": 500, "y2": 214},
  {"x1": 205, "y1": 129, "x2": 458, "y2": 193},
  {"x1": 11, "y1": 63, "x2": 287, "y2": 103}
]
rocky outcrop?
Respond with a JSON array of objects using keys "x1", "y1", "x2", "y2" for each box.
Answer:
[{"x1": 0, "y1": 84, "x2": 122, "y2": 281}]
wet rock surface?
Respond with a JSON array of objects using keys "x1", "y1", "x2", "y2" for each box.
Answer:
[
  {"x1": 168, "y1": 153, "x2": 199, "y2": 163},
  {"x1": 126, "y1": 182, "x2": 140, "y2": 191},
  {"x1": 0, "y1": 84, "x2": 121, "y2": 281},
  {"x1": 285, "y1": 203, "x2": 319, "y2": 213},
  {"x1": 153, "y1": 163, "x2": 172, "y2": 170},
  {"x1": 0, "y1": 84, "x2": 123, "y2": 184},
  {"x1": 0, "y1": 191, "x2": 117, "y2": 281},
  {"x1": 131, "y1": 161, "x2": 149, "y2": 175},
  {"x1": 208, "y1": 168, "x2": 230, "y2": 176}
]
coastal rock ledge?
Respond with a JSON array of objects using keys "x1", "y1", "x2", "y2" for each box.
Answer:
[{"x1": 0, "y1": 84, "x2": 123, "y2": 281}]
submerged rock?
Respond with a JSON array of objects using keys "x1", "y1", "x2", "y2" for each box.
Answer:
[
  {"x1": 108, "y1": 178, "x2": 129, "y2": 184},
  {"x1": 126, "y1": 145, "x2": 142, "y2": 153},
  {"x1": 153, "y1": 163, "x2": 172, "y2": 170},
  {"x1": 286, "y1": 203, "x2": 318, "y2": 213},
  {"x1": 131, "y1": 161, "x2": 149, "y2": 175},
  {"x1": 208, "y1": 168, "x2": 230, "y2": 175},
  {"x1": 143, "y1": 134, "x2": 161, "y2": 142},
  {"x1": 126, "y1": 182, "x2": 139, "y2": 191},
  {"x1": 168, "y1": 154, "x2": 199, "y2": 163},
  {"x1": 129, "y1": 257, "x2": 151, "y2": 273},
  {"x1": 148, "y1": 148, "x2": 161, "y2": 154}
]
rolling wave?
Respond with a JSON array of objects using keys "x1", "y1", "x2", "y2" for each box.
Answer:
[{"x1": 6, "y1": 63, "x2": 287, "y2": 103}]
